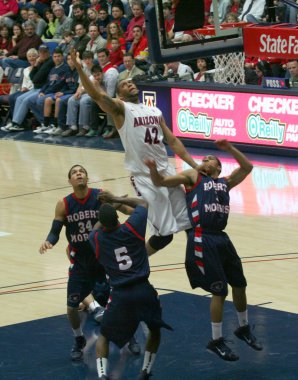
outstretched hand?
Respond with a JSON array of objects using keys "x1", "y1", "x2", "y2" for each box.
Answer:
[
  {"x1": 70, "y1": 48, "x2": 80, "y2": 67},
  {"x1": 39, "y1": 241, "x2": 53, "y2": 254},
  {"x1": 98, "y1": 190, "x2": 114, "y2": 203},
  {"x1": 215, "y1": 139, "x2": 233, "y2": 151}
]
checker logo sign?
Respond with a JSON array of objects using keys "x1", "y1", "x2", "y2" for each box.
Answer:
[
  {"x1": 143, "y1": 91, "x2": 157, "y2": 107},
  {"x1": 171, "y1": 88, "x2": 298, "y2": 148}
]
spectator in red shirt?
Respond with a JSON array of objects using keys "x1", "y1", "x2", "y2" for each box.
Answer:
[
  {"x1": 0, "y1": 0, "x2": 19, "y2": 27},
  {"x1": 163, "y1": 2, "x2": 174, "y2": 35},
  {"x1": 125, "y1": 0, "x2": 145, "y2": 44},
  {"x1": 128, "y1": 25, "x2": 148, "y2": 60},
  {"x1": 90, "y1": 0, "x2": 101, "y2": 12},
  {"x1": 0, "y1": 24, "x2": 12, "y2": 56},
  {"x1": 108, "y1": 36, "x2": 123, "y2": 68}
]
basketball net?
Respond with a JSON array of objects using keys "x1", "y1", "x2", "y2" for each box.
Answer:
[{"x1": 213, "y1": 52, "x2": 245, "y2": 85}]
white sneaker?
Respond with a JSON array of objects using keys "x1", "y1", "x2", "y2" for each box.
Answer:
[
  {"x1": 9, "y1": 124, "x2": 25, "y2": 131},
  {"x1": 1, "y1": 122, "x2": 13, "y2": 131},
  {"x1": 44, "y1": 125, "x2": 56, "y2": 134},
  {"x1": 34, "y1": 125, "x2": 48, "y2": 134},
  {"x1": 52, "y1": 127, "x2": 63, "y2": 136},
  {"x1": 33, "y1": 124, "x2": 45, "y2": 133}
]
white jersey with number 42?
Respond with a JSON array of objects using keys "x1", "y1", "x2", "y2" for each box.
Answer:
[{"x1": 118, "y1": 102, "x2": 170, "y2": 175}]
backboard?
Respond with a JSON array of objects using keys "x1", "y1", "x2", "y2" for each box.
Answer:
[{"x1": 145, "y1": 0, "x2": 245, "y2": 63}]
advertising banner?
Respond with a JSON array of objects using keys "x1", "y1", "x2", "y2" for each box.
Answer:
[
  {"x1": 171, "y1": 88, "x2": 298, "y2": 149},
  {"x1": 243, "y1": 26, "x2": 298, "y2": 59}
]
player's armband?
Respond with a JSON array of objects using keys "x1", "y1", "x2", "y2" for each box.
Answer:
[{"x1": 46, "y1": 220, "x2": 64, "y2": 245}]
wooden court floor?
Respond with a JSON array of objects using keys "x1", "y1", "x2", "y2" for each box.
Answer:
[{"x1": 0, "y1": 137, "x2": 297, "y2": 380}]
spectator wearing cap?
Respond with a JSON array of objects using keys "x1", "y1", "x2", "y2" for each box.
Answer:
[
  {"x1": 0, "y1": 21, "x2": 42, "y2": 68},
  {"x1": 0, "y1": 0, "x2": 19, "y2": 28},
  {"x1": 28, "y1": 48, "x2": 69, "y2": 128},
  {"x1": 52, "y1": 4, "x2": 73, "y2": 40}
]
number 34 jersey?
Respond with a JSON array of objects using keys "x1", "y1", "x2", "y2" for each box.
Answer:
[
  {"x1": 118, "y1": 102, "x2": 169, "y2": 175},
  {"x1": 89, "y1": 206, "x2": 150, "y2": 288},
  {"x1": 64, "y1": 188, "x2": 101, "y2": 258}
]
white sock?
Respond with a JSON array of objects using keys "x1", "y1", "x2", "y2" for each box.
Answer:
[
  {"x1": 82, "y1": 125, "x2": 89, "y2": 131},
  {"x1": 211, "y1": 322, "x2": 223, "y2": 340},
  {"x1": 88, "y1": 300, "x2": 100, "y2": 312},
  {"x1": 142, "y1": 351, "x2": 156, "y2": 374},
  {"x1": 70, "y1": 125, "x2": 78, "y2": 130},
  {"x1": 72, "y1": 326, "x2": 83, "y2": 337},
  {"x1": 96, "y1": 357, "x2": 108, "y2": 376},
  {"x1": 237, "y1": 310, "x2": 248, "y2": 327}
]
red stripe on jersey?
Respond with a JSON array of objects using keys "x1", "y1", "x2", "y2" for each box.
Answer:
[
  {"x1": 185, "y1": 173, "x2": 203, "y2": 193},
  {"x1": 193, "y1": 215, "x2": 199, "y2": 223},
  {"x1": 192, "y1": 200, "x2": 198, "y2": 208},
  {"x1": 195, "y1": 245, "x2": 202, "y2": 252},
  {"x1": 94, "y1": 231, "x2": 100, "y2": 260},
  {"x1": 72, "y1": 188, "x2": 92, "y2": 204},
  {"x1": 195, "y1": 227, "x2": 202, "y2": 237},
  {"x1": 125, "y1": 222, "x2": 145, "y2": 241},
  {"x1": 195, "y1": 260, "x2": 204, "y2": 268},
  {"x1": 63, "y1": 197, "x2": 69, "y2": 215}
]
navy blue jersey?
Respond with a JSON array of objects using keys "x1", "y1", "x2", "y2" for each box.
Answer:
[
  {"x1": 64, "y1": 188, "x2": 102, "y2": 256},
  {"x1": 185, "y1": 175, "x2": 230, "y2": 231},
  {"x1": 89, "y1": 206, "x2": 150, "y2": 288}
]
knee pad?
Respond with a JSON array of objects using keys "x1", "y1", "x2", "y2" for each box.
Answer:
[{"x1": 148, "y1": 234, "x2": 173, "y2": 251}]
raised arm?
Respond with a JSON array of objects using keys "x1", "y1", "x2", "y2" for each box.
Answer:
[
  {"x1": 98, "y1": 191, "x2": 148, "y2": 209},
  {"x1": 70, "y1": 48, "x2": 125, "y2": 124},
  {"x1": 144, "y1": 158, "x2": 199, "y2": 189},
  {"x1": 160, "y1": 117, "x2": 198, "y2": 169},
  {"x1": 39, "y1": 199, "x2": 65, "y2": 254},
  {"x1": 216, "y1": 139, "x2": 253, "y2": 189}
]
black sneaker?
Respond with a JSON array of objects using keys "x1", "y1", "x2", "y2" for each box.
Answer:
[
  {"x1": 138, "y1": 369, "x2": 152, "y2": 380},
  {"x1": 234, "y1": 324, "x2": 263, "y2": 351},
  {"x1": 207, "y1": 337, "x2": 239, "y2": 361},
  {"x1": 128, "y1": 336, "x2": 141, "y2": 355},
  {"x1": 70, "y1": 336, "x2": 86, "y2": 361}
]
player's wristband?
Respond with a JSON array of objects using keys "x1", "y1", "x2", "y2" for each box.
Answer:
[{"x1": 46, "y1": 220, "x2": 63, "y2": 245}]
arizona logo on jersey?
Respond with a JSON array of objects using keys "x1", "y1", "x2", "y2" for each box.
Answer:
[{"x1": 142, "y1": 91, "x2": 156, "y2": 107}]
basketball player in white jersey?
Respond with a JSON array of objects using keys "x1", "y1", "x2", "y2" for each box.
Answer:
[{"x1": 70, "y1": 48, "x2": 198, "y2": 255}]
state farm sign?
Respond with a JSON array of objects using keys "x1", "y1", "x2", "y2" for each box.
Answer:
[{"x1": 243, "y1": 26, "x2": 298, "y2": 59}]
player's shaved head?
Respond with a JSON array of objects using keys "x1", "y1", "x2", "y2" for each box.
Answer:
[{"x1": 98, "y1": 204, "x2": 119, "y2": 229}]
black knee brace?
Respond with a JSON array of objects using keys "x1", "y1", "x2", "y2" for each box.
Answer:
[{"x1": 148, "y1": 234, "x2": 173, "y2": 251}]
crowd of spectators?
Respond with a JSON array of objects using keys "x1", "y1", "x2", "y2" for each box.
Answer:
[{"x1": 0, "y1": 0, "x2": 297, "y2": 138}]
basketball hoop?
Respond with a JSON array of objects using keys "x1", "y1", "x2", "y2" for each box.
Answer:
[{"x1": 213, "y1": 52, "x2": 246, "y2": 85}]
